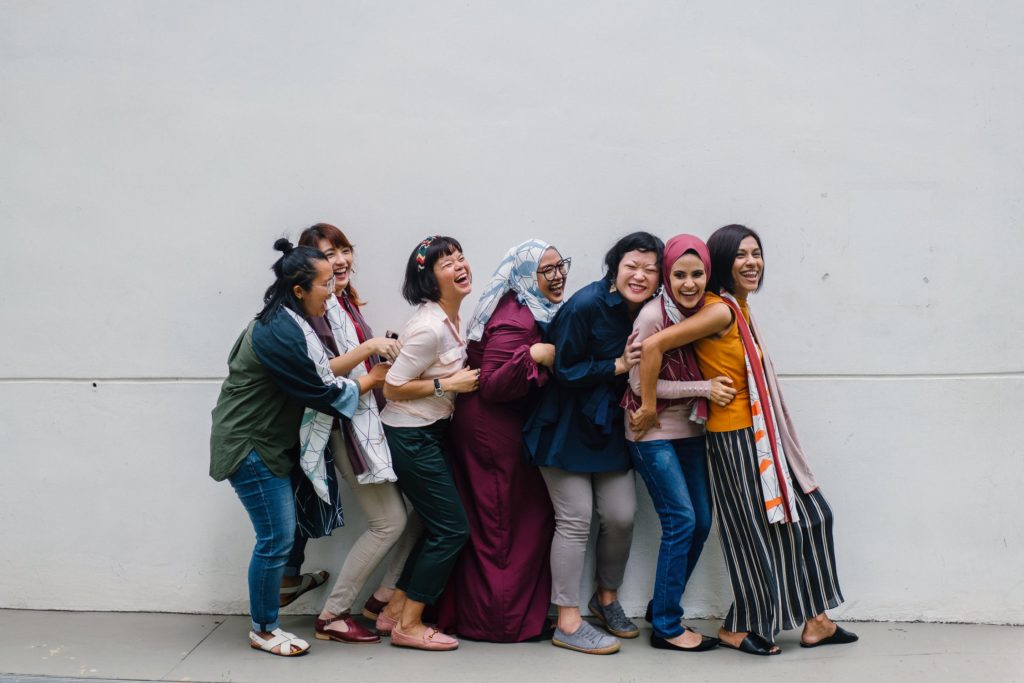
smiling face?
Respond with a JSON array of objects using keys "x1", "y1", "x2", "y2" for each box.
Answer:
[
  {"x1": 295, "y1": 259, "x2": 335, "y2": 318},
  {"x1": 669, "y1": 251, "x2": 707, "y2": 309},
  {"x1": 731, "y1": 235, "x2": 764, "y2": 298},
  {"x1": 316, "y1": 238, "x2": 353, "y2": 296},
  {"x1": 536, "y1": 248, "x2": 567, "y2": 304},
  {"x1": 433, "y1": 249, "x2": 473, "y2": 303},
  {"x1": 614, "y1": 249, "x2": 660, "y2": 309}
]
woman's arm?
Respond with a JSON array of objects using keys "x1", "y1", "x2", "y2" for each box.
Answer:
[
  {"x1": 477, "y1": 321, "x2": 549, "y2": 404},
  {"x1": 381, "y1": 323, "x2": 479, "y2": 400},
  {"x1": 251, "y1": 316, "x2": 361, "y2": 420},
  {"x1": 629, "y1": 303, "x2": 733, "y2": 436},
  {"x1": 382, "y1": 367, "x2": 479, "y2": 400},
  {"x1": 329, "y1": 337, "x2": 401, "y2": 377},
  {"x1": 551, "y1": 300, "x2": 639, "y2": 388}
]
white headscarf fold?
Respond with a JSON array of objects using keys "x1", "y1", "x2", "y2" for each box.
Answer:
[{"x1": 465, "y1": 239, "x2": 562, "y2": 342}]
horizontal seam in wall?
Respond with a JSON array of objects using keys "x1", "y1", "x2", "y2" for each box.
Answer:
[{"x1": 0, "y1": 372, "x2": 1022, "y2": 383}]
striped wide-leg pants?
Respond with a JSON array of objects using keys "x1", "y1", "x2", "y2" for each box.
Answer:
[{"x1": 707, "y1": 428, "x2": 844, "y2": 640}]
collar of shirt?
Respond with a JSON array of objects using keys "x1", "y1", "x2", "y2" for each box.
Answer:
[
  {"x1": 600, "y1": 279, "x2": 626, "y2": 307},
  {"x1": 423, "y1": 301, "x2": 464, "y2": 344}
]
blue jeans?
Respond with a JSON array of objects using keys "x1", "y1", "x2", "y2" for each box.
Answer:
[
  {"x1": 228, "y1": 450, "x2": 296, "y2": 633},
  {"x1": 629, "y1": 437, "x2": 712, "y2": 638}
]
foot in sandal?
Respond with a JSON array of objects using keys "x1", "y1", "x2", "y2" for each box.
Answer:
[
  {"x1": 279, "y1": 570, "x2": 329, "y2": 607},
  {"x1": 249, "y1": 628, "x2": 310, "y2": 656}
]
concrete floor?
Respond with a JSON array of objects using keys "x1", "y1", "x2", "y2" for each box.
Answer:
[{"x1": 0, "y1": 610, "x2": 1020, "y2": 683}]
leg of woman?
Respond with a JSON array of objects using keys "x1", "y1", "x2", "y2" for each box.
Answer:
[
  {"x1": 674, "y1": 436, "x2": 713, "y2": 587},
  {"x1": 540, "y1": 467, "x2": 620, "y2": 654},
  {"x1": 228, "y1": 450, "x2": 306, "y2": 654},
  {"x1": 316, "y1": 431, "x2": 406, "y2": 642},
  {"x1": 590, "y1": 468, "x2": 639, "y2": 638},
  {"x1": 373, "y1": 509, "x2": 423, "y2": 623},
  {"x1": 385, "y1": 421, "x2": 468, "y2": 650},
  {"x1": 707, "y1": 429, "x2": 783, "y2": 652},
  {"x1": 629, "y1": 440, "x2": 700, "y2": 645}
]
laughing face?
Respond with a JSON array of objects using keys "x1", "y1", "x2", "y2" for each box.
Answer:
[
  {"x1": 434, "y1": 249, "x2": 473, "y2": 302},
  {"x1": 297, "y1": 259, "x2": 335, "y2": 318},
  {"x1": 731, "y1": 235, "x2": 763, "y2": 297},
  {"x1": 668, "y1": 251, "x2": 707, "y2": 309},
  {"x1": 536, "y1": 247, "x2": 567, "y2": 304},
  {"x1": 614, "y1": 249, "x2": 660, "y2": 309},
  {"x1": 316, "y1": 238, "x2": 353, "y2": 296}
]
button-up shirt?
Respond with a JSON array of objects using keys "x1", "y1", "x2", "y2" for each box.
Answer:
[{"x1": 381, "y1": 301, "x2": 467, "y2": 428}]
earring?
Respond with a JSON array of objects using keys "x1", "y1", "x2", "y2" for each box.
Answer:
[{"x1": 609, "y1": 282, "x2": 617, "y2": 293}]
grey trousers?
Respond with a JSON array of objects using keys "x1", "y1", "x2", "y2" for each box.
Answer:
[
  {"x1": 322, "y1": 430, "x2": 423, "y2": 615},
  {"x1": 539, "y1": 467, "x2": 636, "y2": 607}
]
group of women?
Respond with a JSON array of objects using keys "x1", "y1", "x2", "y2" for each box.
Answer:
[{"x1": 208, "y1": 222, "x2": 859, "y2": 657}]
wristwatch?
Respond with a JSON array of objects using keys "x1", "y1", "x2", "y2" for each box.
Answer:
[{"x1": 433, "y1": 378, "x2": 445, "y2": 397}]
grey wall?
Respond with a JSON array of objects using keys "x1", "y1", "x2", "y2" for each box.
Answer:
[{"x1": 2, "y1": 1, "x2": 1022, "y2": 623}]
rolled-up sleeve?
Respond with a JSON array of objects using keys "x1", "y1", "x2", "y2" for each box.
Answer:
[
  {"x1": 252, "y1": 313, "x2": 361, "y2": 420},
  {"x1": 386, "y1": 323, "x2": 438, "y2": 386}
]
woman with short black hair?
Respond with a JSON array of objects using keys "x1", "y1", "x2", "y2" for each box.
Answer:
[
  {"x1": 375, "y1": 235, "x2": 480, "y2": 651},
  {"x1": 524, "y1": 231, "x2": 664, "y2": 655},
  {"x1": 209, "y1": 239, "x2": 387, "y2": 657}
]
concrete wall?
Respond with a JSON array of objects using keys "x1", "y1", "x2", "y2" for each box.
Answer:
[{"x1": 2, "y1": 1, "x2": 1022, "y2": 624}]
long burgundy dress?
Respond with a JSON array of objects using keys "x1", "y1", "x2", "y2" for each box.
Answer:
[{"x1": 436, "y1": 291, "x2": 555, "y2": 641}]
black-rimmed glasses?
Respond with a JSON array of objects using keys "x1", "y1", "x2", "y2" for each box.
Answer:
[{"x1": 538, "y1": 257, "x2": 571, "y2": 282}]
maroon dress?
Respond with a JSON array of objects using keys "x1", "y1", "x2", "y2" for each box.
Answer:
[{"x1": 436, "y1": 292, "x2": 555, "y2": 641}]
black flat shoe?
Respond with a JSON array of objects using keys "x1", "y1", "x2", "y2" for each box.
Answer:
[
  {"x1": 650, "y1": 632, "x2": 719, "y2": 652},
  {"x1": 800, "y1": 624, "x2": 859, "y2": 648},
  {"x1": 719, "y1": 632, "x2": 781, "y2": 656}
]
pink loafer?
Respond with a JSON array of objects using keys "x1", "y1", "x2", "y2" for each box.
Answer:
[{"x1": 390, "y1": 625, "x2": 459, "y2": 651}]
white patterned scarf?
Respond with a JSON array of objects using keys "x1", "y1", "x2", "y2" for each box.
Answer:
[
  {"x1": 720, "y1": 292, "x2": 800, "y2": 525},
  {"x1": 465, "y1": 239, "x2": 562, "y2": 342},
  {"x1": 287, "y1": 299, "x2": 396, "y2": 504}
]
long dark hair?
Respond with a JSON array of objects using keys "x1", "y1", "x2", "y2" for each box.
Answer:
[
  {"x1": 706, "y1": 224, "x2": 764, "y2": 295},
  {"x1": 256, "y1": 238, "x2": 328, "y2": 323},
  {"x1": 298, "y1": 222, "x2": 364, "y2": 306}
]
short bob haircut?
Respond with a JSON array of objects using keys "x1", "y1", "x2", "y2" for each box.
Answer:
[
  {"x1": 297, "y1": 222, "x2": 364, "y2": 305},
  {"x1": 602, "y1": 231, "x2": 665, "y2": 281},
  {"x1": 706, "y1": 224, "x2": 764, "y2": 295},
  {"x1": 401, "y1": 235, "x2": 464, "y2": 305}
]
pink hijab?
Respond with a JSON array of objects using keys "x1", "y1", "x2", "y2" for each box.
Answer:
[{"x1": 621, "y1": 233, "x2": 711, "y2": 419}]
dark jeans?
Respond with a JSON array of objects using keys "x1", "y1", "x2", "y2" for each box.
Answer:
[
  {"x1": 385, "y1": 420, "x2": 469, "y2": 605},
  {"x1": 628, "y1": 436, "x2": 712, "y2": 638}
]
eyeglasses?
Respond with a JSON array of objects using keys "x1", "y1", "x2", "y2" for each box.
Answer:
[
  {"x1": 319, "y1": 276, "x2": 337, "y2": 291},
  {"x1": 538, "y1": 258, "x2": 571, "y2": 282}
]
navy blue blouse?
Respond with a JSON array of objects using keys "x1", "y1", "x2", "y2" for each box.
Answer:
[{"x1": 523, "y1": 279, "x2": 636, "y2": 473}]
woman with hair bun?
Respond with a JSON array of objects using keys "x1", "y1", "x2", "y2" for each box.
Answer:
[
  {"x1": 209, "y1": 239, "x2": 388, "y2": 657},
  {"x1": 374, "y1": 235, "x2": 479, "y2": 651}
]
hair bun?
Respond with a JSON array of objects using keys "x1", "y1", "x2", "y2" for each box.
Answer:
[{"x1": 273, "y1": 238, "x2": 294, "y2": 254}]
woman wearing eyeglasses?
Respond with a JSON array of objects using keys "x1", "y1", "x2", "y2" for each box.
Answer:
[
  {"x1": 209, "y1": 239, "x2": 388, "y2": 657},
  {"x1": 436, "y1": 240, "x2": 569, "y2": 642}
]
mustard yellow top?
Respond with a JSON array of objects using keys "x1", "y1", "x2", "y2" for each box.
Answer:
[{"x1": 693, "y1": 293, "x2": 753, "y2": 432}]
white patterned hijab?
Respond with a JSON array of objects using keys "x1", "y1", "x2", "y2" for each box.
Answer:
[{"x1": 465, "y1": 239, "x2": 563, "y2": 342}]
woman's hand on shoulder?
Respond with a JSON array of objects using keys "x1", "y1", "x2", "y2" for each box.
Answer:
[
  {"x1": 708, "y1": 376, "x2": 736, "y2": 407},
  {"x1": 443, "y1": 367, "x2": 480, "y2": 394},
  {"x1": 530, "y1": 342, "x2": 556, "y2": 369},
  {"x1": 362, "y1": 336, "x2": 401, "y2": 364}
]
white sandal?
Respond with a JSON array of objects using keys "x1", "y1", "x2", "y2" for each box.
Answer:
[{"x1": 249, "y1": 628, "x2": 310, "y2": 656}]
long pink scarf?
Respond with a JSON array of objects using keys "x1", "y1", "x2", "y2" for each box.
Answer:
[{"x1": 720, "y1": 292, "x2": 800, "y2": 525}]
